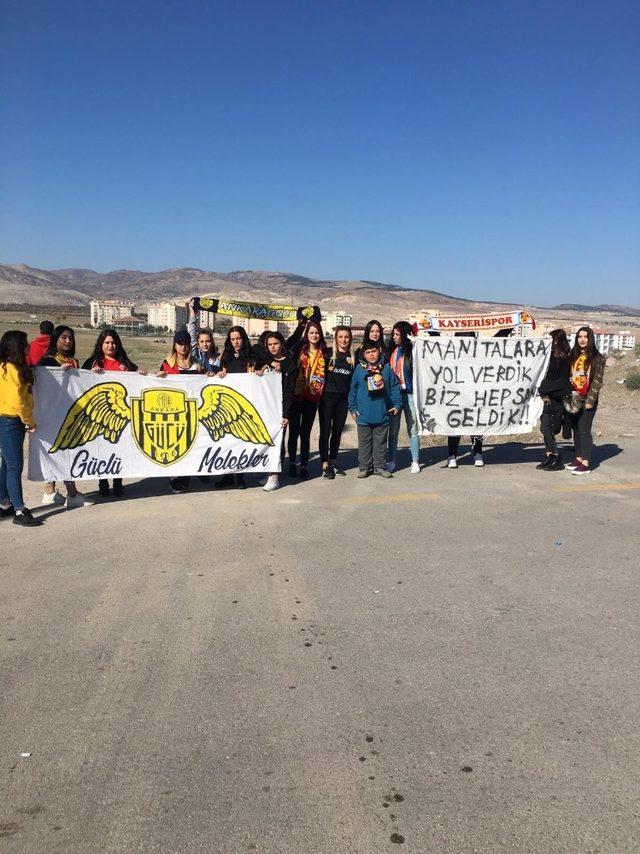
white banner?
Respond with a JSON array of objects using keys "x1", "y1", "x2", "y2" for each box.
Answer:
[
  {"x1": 411, "y1": 309, "x2": 535, "y2": 334},
  {"x1": 28, "y1": 368, "x2": 283, "y2": 481},
  {"x1": 413, "y1": 337, "x2": 551, "y2": 436}
]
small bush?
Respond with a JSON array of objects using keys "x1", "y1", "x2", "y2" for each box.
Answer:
[
  {"x1": 611, "y1": 349, "x2": 625, "y2": 360},
  {"x1": 626, "y1": 371, "x2": 640, "y2": 391},
  {"x1": 635, "y1": 342, "x2": 640, "y2": 358}
]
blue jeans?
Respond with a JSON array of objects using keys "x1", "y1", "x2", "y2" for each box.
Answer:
[
  {"x1": 0, "y1": 415, "x2": 26, "y2": 511},
  {"x1": 388, "y1": 391, "x2": 420, "y2": 463}
]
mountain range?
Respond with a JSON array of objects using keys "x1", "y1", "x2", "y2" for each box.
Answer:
[{"x1": 0, "y1": 264, "x2": 638, "y2": 326}]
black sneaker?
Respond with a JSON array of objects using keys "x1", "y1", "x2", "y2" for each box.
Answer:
[
  {"x1": 334, "y1": 466, "x2": 347, "y2": 476},
  {"x1": 325, "y1": 466, "x2": 335, "y2": 480},
  {"x1": 0, "y1": 504, "x2": 15, "y2": 518},
  {"x1": 299, "y1": 466, "x2": 309, "y2": 481},
  {"x1": 288, "y1": 463, "x2": 297, "y2": 478},
  {"x1": 13, "y1": 508, "x2": 41, "y2": 527},
  {"x1": 215, "y1": 474, "x2": 235, "y2": 489},
  {"x1": 98, "y1": 479, "x2": 110, "y2": 497},
  {"x1": 536, "y1": 456, "x2": 553, "y2": 470},
  {"x1": 112, "y1": 479, "x2": 124, "y2": 497},
  {"x1": 235, "y1": 474, "x2": 247, "y2": 489},
  {"x1": 545, "y1": 456, "x2": 565, "y2": 471}
]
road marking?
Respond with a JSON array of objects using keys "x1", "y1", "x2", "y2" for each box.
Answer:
[
  {"x1": 555, "y1": 483, "x2": 640, "y2": 494},
  {"x1": 341, "y1": 492, "x2": 440, "y2": 505}
]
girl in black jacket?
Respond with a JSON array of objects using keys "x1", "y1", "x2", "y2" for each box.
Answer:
[
  {"x1": 319, "y1": 326, "x2": 355, "y2": 478},
  {"x1": 260, "y1": 332, "x2": 297, "y2": 491},
  {"x1": 218, "y1": 326, "x2": 264, "y2": 375},
  {"x1": 536, "y1": 329, "x2": 571, "y2": 471},
  {"x1": 216, "y1": 326, "x2": 266, "y2": 489}
]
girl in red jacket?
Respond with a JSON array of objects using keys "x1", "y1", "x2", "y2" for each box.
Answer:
[{"x1": 81, "y1": 329, "x2": 147, "y2": 497}]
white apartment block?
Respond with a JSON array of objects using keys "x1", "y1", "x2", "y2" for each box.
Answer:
[
  {"x1": 148, "y1": 302, "x2": 189, "y2": 331},
  {"x1": 593, "y1": 330, "x2": 636, "y2": 353},
  {"x1": 90, "y1": 300, "x2": 135, "y2": 328},
  {"x1": 321, "y1": 311, "x2": 353, "y2": 335}
]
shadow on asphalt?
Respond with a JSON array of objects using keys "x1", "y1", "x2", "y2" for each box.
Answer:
[{"x1": 27, "y1": 442, "x2": 622, "y2": 508}]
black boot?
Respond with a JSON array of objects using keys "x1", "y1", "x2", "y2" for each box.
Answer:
[
  {"x1": 98, "y1": 479, "x2": 110, "y2": 496},
  {"x1": 545, "y1": 455, "x2": 565, "y2": 471}
]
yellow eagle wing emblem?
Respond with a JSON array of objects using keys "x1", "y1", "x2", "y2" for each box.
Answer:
[
  {"x1": 198, "y1": 385, "x2": 273, "y2": 446},
  {"x1": 49, "y1": 382, "x2": 131, "y2": 453}
]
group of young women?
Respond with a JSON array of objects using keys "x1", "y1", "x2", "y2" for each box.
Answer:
[{"x1": 0, "y1": 317, "x2": 605, "y2": 526}]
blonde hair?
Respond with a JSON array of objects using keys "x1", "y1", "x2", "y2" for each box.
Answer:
[{"x1": 331, "y1": 325, "x2": 354, "y2": 366}]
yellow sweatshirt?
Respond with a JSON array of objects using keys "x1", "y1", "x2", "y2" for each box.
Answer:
[{"x1": 0, "y1": 362, "x2": 35, "y2": 427}]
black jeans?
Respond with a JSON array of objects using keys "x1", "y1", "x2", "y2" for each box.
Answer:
[
  {"x1": 318, "y1": 393, "x2": 349, "y2": 463},
  {"x1": 540, "y1": 401, "x2": 563, "y2": 454},
  {"x1": 288, "y1": 400, "x2": 318, "y2": 467},
  {"x1": 570, "y1": 405, "x2": 597, "y2": 464},
  {"x1": 448, "y1": 436, "x2": 483, "y2": 457}
]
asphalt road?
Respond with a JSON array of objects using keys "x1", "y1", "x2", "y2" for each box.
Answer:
[{"x1": 2, "y1": 435, "x2": 640, "y2": 853}]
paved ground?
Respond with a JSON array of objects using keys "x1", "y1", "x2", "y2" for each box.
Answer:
[{"x1": 1, "y1": 432, "x2": 640, "y2": 853}]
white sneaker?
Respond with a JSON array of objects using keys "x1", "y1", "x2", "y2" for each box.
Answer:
[
  {"x1": 42, "y1": 491, "x2": 65, "y2": 505},
  {"x1": 447, "y1": 456, "x2": 458, "y2": 469},
  {"x1": 410, "y1": 461, "x2": 421, "y2": 474},
  {"x1": 65, "y1": 493, "x2": 86, "y2": 509},
  {"x1": 263, "y1": 476, "x2": 280, "y2": 492},
  {"x1": 385, "y1": 460, "x2": 396, "y2": 473},
  {"x1": 474, "y1": 455, "x2": 485, "y2": 467}
]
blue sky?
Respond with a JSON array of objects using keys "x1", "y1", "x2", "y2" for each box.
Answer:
[{"x1": 1, "y1": 0, "x2": 638, "y2": 306}]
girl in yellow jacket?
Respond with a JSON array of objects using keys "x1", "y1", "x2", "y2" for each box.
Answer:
[{"x1": 0, "y1": 331, "x2": 40, "y2": 526}]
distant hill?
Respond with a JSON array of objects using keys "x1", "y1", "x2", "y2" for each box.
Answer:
[
  {"x1": 1, "y1": 264, "x2": 637, "y2": 326},
  {"x1": 0, "y1": 264, "x2": 523, "y2": 325},
  {"x1": 552, "y1": 303, "x2": 640, "y2": 316}
]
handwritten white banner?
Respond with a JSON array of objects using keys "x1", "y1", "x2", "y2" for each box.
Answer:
[{"x1": 413, "y1": 337, "x2": 551, "y2": 436}]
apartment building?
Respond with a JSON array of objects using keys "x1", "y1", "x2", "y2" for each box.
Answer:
[
  {"x1": 321, "y1": 311, "x2": 353, "y2": 335},
  {"x1": 147, "y1": 302, "x2": 189, "y2": 331},
  {"x1": 90, "y1": 300, "x2": 135, "y2": 328}
]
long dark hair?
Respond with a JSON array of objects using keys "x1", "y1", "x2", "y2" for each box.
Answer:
[
  {"x1": 570, "y1": 326, "x2": 601, "y2": 372},
  {"x1": 387, "y1": 321, "x2": 413, "y2": 365},
  {"x1": 364, "y1": 319, "x2": 384, "y2": 343},
  {"x1": 45, "y1": 325, "x2": 76, "y2": 359},
  {"x1": 301, "y1": 320, "x2": 327, "y2": 355},
  {"x1": 0, "y1": 330, "x2": 33, "y2": 386},
  {"x1": 359, "y1": 319, "x2": 385, "y2": 362},
  {"x1": 221, "y1": 325, "x2": 255, "y2": 367},
  {"x1": 264, "y1": 331, "x2": 287, "y2": 355},
  {"x1": 90, "y1": 329, "x2": 134, "y2": 369},
  {"x1": 550, "y1": 328, "x2": 570, "y2": 359}
]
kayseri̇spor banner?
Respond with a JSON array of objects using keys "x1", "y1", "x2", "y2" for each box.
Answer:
[
  {"x1": 411, "y1": 309, "x2": 535, "y2": 335},
  {"x1": 28, "y1": 368, "x2": 283, "y2": 481},
  {"x1": 413, "y1": 336, "x2": 551, "y2": 436},
  {"x1": 193, "y1": 296, "x2": 321, "y2": 324}
]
